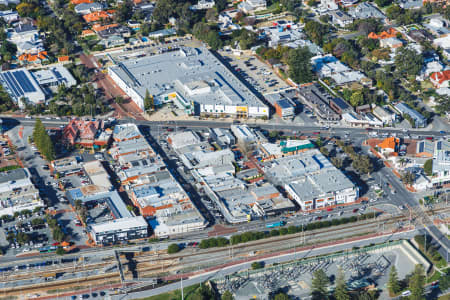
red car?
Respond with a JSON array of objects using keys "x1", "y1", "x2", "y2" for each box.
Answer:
[
  {"x1": 425, "y1": 137, "x2": 433, "y2": 140},
  {"x1": 52, "y1": 242, "x2": 60, "y2": 246},
  {"x1": 353, "y1": 208, "x2": 359, "y2": 213},
  {"x1": 326, "y1": 208, "x2": 333, "y2": 212},
  {"x1": 313, "y1": 132, "x2": 320, "y2": 135}
]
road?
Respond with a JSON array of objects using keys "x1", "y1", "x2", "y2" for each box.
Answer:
[{"x1": 2, "y1": 116, "x2": 448, "y2": 138}]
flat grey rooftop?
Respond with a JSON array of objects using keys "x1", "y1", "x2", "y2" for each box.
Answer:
[{"x1": 109, "y1": 47, "x2": 266, "y2": 107}]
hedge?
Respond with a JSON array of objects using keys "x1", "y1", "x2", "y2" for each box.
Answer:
[{"x1": 198, "y1": 213, "x2": 378, "y2": 249}]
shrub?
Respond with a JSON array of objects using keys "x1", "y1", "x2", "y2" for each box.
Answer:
[{"x1": 167, "y1": 243, "x2": 180, "y2": 254}]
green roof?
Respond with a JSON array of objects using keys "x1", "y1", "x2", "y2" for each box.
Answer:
[{"x1": 281, "y1": 143, "x2": 314, "y2": 153}]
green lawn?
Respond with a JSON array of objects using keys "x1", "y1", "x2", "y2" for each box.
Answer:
[{"x1": 138, "y1": 284, "x2": 202, "y2": 300}]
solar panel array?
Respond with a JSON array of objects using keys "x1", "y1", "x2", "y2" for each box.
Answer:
[{"x1": 0, "y1": 70, "x2": 36, "y2": 100}]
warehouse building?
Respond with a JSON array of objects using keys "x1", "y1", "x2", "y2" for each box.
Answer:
[
  {"x1": 0, "y1": 68, "x2": 45, "y2": 106},
  {"x1": 108, "y1": 47, "x2": 269, "y2": 118}
]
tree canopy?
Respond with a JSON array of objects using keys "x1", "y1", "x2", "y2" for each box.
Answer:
[
  {"x1": 33, "y1": 118, "x2": 55, "y2": 161},
  {"x1": 395, "y1": 47, "x2": 424, "y2": 77},
  {"x1": 287, "y1": 46, "x2": 314, "y2": 84},
  {"x1": 311, "y1": 269, "x2": 329, "y2": 299}
]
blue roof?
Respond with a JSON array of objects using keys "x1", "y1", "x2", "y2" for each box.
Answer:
[
  {"x1": 277, "y1": 99, "x2": 293, "y2": 109},
  {"x1": 395, "y1": 102, "x2": 426, "y2": 122},
  {"x1": 331, "y1": 97, "x2": 350, "y2": 110}
]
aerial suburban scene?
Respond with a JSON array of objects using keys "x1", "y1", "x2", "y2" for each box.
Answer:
[{"x1": 0, "y1": 0, "x2": 448, "y2": 298}]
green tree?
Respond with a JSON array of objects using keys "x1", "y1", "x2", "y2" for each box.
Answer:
[
  {"x1": 402, "y1": 171, "x2": 415, "y2": 185},
  {"x1": 423, "y1": 159, "x2": 433, "y2": 176},
  {"x1": 408, "y1": 264, "x2": 425, "y2": 300},
  {"x1": 144, "y1": 89, "x2": 153, "y2": 111},
  {"x1": 334, "y1": 268, "x2": 350, "y2": 300},
  {"x1": 311, "y1": 269, "x2": 329, "y2": 299},
  {"x1": 221, "y1": 290, "x2": 234, "y2": 300},
  {"x1": 352, "y1": 154, "x2": 373, "y2": 174},
  {"x1": 273, "y1": 292, "x2": 289, "y2": 300},
  {"x1": 52, "y1": 227, "x2": 65, "y2": 242},
  {"x1": 395, "y1": 47, "x2": 424, "y2": 77},
  {"x1": 206, "y1": 30, "x2": 223, "y2": 50},
  {"x1": 320, "y1": 147, "x2": 329, "y2": 157},
  {"x1": 33, "y1": 118, "x2": 55, "y2": 161},
  {"x1": 331, "y1": 157, "x2": 343, "y2": 169},
  {"x1": 215, "y1": 0, "x2": 227, "y2": 12},
  {"x1": 167, "y1": 243, "x2": 180, "y2": 254},
  {"x1": 304, "y1": 20, "x2": 329, "y2": 46},
  {"x1": 56, "y1": 246, "x2": 66, "y2": 255},
  {"x1": 288, "y1": 47, "x2": 313, "y2": 84},
  {"x1": 388, "y1": 265, "x2": 401, "y2": 295},
  {"x1": 350, "y1": 91, "x2": 364, "y2": 107},
  {"x1": 375, "y1": 0, "x2": 392, "y2": 7}
]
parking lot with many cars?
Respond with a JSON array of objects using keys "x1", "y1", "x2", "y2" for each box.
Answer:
[{"x1": 219, "y1": 50, "x2": 291, "y2": 96}]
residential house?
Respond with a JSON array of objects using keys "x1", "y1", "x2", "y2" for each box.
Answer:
[
  {"x1": 368, "y1": 28, "x2": 397, "y2": 40},
  {"x1": 380, "y1": 37, "x2": 403, "y2": 49},
  {"x1": 0, "y1": 0, "x2": 20, "y2": 5},
  {"x1": 430, "y1": 70, "x2": 450, "y2": 88},
  {"x1": 425, "y1": 18, "x2": 450, "y2": 37},
  {"x1": 100, "y1": 35, "x2": 125, "y2": 48},
  {"x1": 0, "y1": 10, "x2": 19, "y2": 23},
  {"x1": 18, "y1": 51, "x2": 49, "y2": 65},
  {"x1": 190, "y1": 0, "x2": 215, "y2": 10},
  {"x1": 328, "y1": 10, "x2": 353, "y2": 28},
  {"x1": 398, "y1": 0, "x2": 423, "y2": 9},
  {"x1": 71, "y1": 0, "x2": 93, "y2": 4},
  {"x1": 348, "y1": 2, "x2": 386, "y2": 19},
  {"x1": 83, "y1": 10, "x2": 115, "y2": 23},
  {"x1": 238, "y1": 0, "x2": 266, "y2": 13},
  {"x1": 97, "y1": 25, "x2": 131, "y2": 39},
  {"x1": 319, "y1": 0, "x2": 338, "y2": 11},
  {"x1": 75, "y1": 2, "x2": 104, "y2": 14}
]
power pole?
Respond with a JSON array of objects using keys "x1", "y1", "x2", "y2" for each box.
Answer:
[{"x1": 181, "y1": 277, "x2": 184, "y2": 300}]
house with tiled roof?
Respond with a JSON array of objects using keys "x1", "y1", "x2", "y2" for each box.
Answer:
[
  {"x1": 71, "y1": 0, "x2": 92, "y2": 4},
  {"x1": 430, "y1": 70, "x2": 450, "y2": 88},
  {"x1": 92, "y1": 23, "x2": 118, "y2": 32},
  {"x1": 377, "y1": 137, "x2": 400, "y2": 155},
  {"x1": 368, "y1": 28, "x2": 398, "y2": 40},
  {"x1": 58, "y1": 56, "x2": 70, "y2": 63},
  {"x1": 83, "y1": 10, "x2": 114, "y2": 23},
  {"x1": 18, "y1": 51, "x2": 48, "y2": 65},
  {"x1": 62, "y1": 118, "x2": 110, "y2": 148},
  {"x1": 81, "y1": 29, "x2": 96, "y2": 37}
]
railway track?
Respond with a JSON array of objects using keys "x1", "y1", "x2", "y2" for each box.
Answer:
[{"x1": 1, "y1": 206, "x2": 448, "y2": 298}]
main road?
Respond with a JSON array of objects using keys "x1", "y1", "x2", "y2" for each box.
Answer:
[{"x1": 2, "y1": 116, "x2": 448, "y2": 138}]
